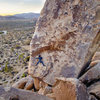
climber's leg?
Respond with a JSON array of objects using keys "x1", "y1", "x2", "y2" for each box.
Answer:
[{"x1": 40, "y1": 61, "x2": 45, "y2": 66}]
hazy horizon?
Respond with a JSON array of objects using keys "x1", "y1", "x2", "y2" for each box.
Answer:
[
  {"x1": 0, "y1": 0, "x2": 45, "y2": 16},
  {"x1": 0, "y1": 12, "x2": 40, "y2": 16}
]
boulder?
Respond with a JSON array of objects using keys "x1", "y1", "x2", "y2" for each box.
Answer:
[
  {"x1": 29, "y1": 0, "x2": 100, "y2": 85},
  {"x1": 38, "y1": 86, "x2": 52, "y2": 95},
  {"x1": 12, "y1": 75, "x2": 34, "y2": 90},
  {"x1": 90, "y1": 60, "x2": 100, "y2": 67},
  {"x1": 89, "y1": 95, "x2": 98, "y2": 100},
  {"x1": 12, "y1": 77, "x2": 28, "y2": 89},
  {"x1": 47, "y1": 77, "x2": 89, "y2": 100},
  {"x1": 0, "y1": 86, "x2": 52, "y2": 100},
  {"x1": 90, "y1": 52, "x2": 100, "y2": 67},
  {"x1": 79, "y1": 63, "x2": 100, "y2": 86},
  {"x1": 24, "y1": 76, "x2": 34, "y2": 90},
  {"x1": 88, "y1": 81, "x2": 100, "y2": 99},
  {"x1": 92, "y1": 52, "x2": 100, "y2": 62},
  {"x1": 33, "y1": 77, "x2": 40, "y2": 90}
]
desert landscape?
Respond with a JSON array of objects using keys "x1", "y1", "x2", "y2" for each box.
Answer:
[
  {"x1": 0, "y1": 0, "x2": 100, "y2": 100},
  {"x1": 0, "y1": 17, "x2": 37, "y2": 86}
]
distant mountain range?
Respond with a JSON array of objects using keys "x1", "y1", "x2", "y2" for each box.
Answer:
[{"x1": 0, "y1": 13, "x2": 40, "y2": 20}]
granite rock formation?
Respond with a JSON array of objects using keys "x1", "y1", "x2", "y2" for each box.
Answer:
[
  {"x1": 47, "y1": 77, "x2": 89, "y2": 100},
  {"x1": 12, "y1": 75, "x2": 34, "y2": 90},
  {"x1": 29, "y1": 0, "x2": 100, "y2": 85},
  {"x1": 11, "y1": 0, "x2": 100, "y2": 100}
]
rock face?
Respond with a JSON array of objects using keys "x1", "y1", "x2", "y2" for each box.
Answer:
[
  {"x1": 47, "y1": 77, "x2": 89, "y2": 100},
  {"x1": 90, "y1": 51, "x2": 100, "y2": 67},
  {"x1": 88, "y1": 81, "x2": 100, "y2": 99},
  {"x1": 79, "y1": 63, "x2": 100, "y2": 86},
  {"x1": 12, "y1": 75, "x2": 34, "y2": 90},
  {"x1": 29, "y1": 0, "x2": 100, "y2": 85},
  {"x1": 0, "y1": 86, "x2": 52, "y2": 100},
  {"x1": 9, "y1": 0, "x2": 100, "y2": 100}
]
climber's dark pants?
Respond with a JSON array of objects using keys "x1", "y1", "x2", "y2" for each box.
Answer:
[{"x1": 36, "y1": 60, "x2": 45, "y2": 66}]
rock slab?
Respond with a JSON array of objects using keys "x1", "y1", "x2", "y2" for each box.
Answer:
[
  {"x1": 47, "y1": 78, "x2": 89, "y2": 100},
  {"x1": 0, "y1": 86, "x2": 52, "y2": 100},
  {"x1": 29, "y1": 0, "x2": 100, "y2": 85}
]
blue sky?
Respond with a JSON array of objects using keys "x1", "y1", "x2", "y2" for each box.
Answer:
[{"x1": 0, "y1": 0, "x2": 46, "y2": 15}]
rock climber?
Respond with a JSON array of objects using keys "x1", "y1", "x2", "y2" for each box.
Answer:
[{"x1": 35, "y1": 55, "x2": 45, "y2": 66}]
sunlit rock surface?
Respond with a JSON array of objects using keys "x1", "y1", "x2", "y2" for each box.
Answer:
[
  {"x1": 47, "y1": 78, "x2": 89, "y2": 100},
  {"x1": 29, "y1": 0, "x2": 100, "y2": 85}
]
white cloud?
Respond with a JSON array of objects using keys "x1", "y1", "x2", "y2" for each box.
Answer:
[{"x1": 0, "y1": 0, "x2": 46, "y2": 14}]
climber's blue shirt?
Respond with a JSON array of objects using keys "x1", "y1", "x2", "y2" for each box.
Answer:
[
  {"x1": 36, "y1": 56, "x2": 45, "y2": 66},
  {"x1": 36, "y1": 56, "x2": 43, "y2": 61}
]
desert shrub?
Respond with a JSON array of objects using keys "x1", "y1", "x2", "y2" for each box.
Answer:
[
  {"x1": 18, "y1": 53, "x2": 24, "y2": 61},
  {"x1": 0, "y1": 32, "x2": 4, "y2": 34},
  {"x1": 15, "y1": 45, "x2": 21, "y2": 49},
  {"x1": 11, "y1": 47, "x2": 14, "y2": 52},
  {"x1": 24, "y1": 56, "x2": 30, "y2": 62},
  {"x1": 4, "y1": 61, "x2": 12, "y2": 72},
  {"x1": 24, "y1": 39, "x2": 31, "y2": 45},
  {"x1": 21, "y1": 73, "x2": 26, "y2": 78},
  {"x1": 16, "y1": 53, "x2": 18, "y2": 56}
]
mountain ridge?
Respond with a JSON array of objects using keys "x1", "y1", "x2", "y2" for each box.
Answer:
[{"x1": 0, "y1": 12, "x2": 40, "y2": 20}]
